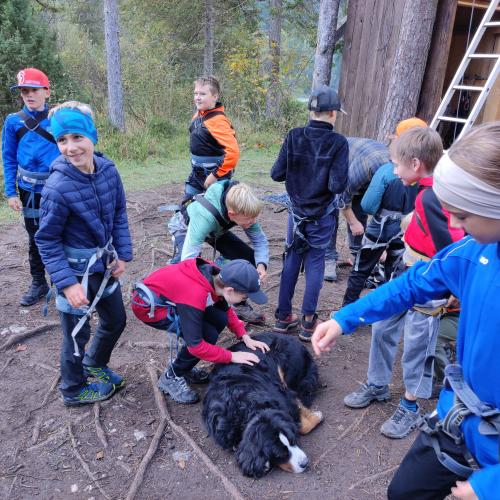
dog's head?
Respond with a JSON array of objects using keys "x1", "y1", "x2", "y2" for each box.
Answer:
[{"x1": 235, "y1": 409, "x2": 308, "y2": 478}]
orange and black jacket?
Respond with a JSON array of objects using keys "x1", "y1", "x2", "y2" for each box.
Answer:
[{"x1": 189, "y1": 103, "x2": 240, "y2": 178}]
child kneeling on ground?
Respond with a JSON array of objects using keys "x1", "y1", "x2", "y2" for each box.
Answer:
[
  {"x1": 36, "y1": 102, "x2": 133, "y2": 406},
  {"x1": 131, "y1": 258, "x2": 269, "y2": 404}
]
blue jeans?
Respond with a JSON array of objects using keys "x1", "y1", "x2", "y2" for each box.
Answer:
[
  {"x1": 277, "y1": 211, "x2": 335, "y2": 318},
  {"x1": 59, "y1": 275, "x2": 126, "y2": 397}
]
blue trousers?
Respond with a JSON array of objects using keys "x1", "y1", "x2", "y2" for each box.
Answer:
[
  {"x1": 59, "y1": 275, "x2": 126, "y2": 397},
  {"x1": 277, "y1": 211, "x2": 335, "y2": 318}
]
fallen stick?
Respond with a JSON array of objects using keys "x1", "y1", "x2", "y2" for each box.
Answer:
[
  {"x1": 34, "y1": 362, "x2": 59, "y2": 374},
  {"x1": 0, "y1": 356, "x2": 14, "y2": 375},
  {"x1": 312, "y1": 408, "x2": 370, "y2": 468},
  {"x1": 26, "y1": 412, "x2": 90, "y2": 452},
  {"x1": 127, "y1": 341, "x2": 167, "y2": 349},
  {"x1": 28, "y1": 372, "x2": 61, "y2": 428},
  {"x1": 67, "y1": 423, "x2": 110, "y2": 500},
  {"x1": 348, "y1": 464, "x2": 399, "y2": 490},
  {"x1": 125, "y1": 365, "x2": 244, "y2": 500},
  {"x1": 93, "y1": 402, "x2": 108, "y2": 449},
  {"x1": 0, "y1": 322, "x2": 59, "y2": 351}
]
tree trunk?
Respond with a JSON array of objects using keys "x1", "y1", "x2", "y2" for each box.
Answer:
[
  {"x1": 103, "y1": 0, "x2": 125, "y2": 131},
  {"x1": 312, "y1": 0, "x2": 341, "y2": 89},
  {"x1": 265, "y1": 0, "x2": 283, "y2": 119},
  {"x1": 203, "y1": 0, "x2": 214, "y2": 75},
  {"x1": 377, "y1": 0, "x2": 438, "y2": 141},
  {"x1": 417, "y1": 0, "x2": 458, "y2": 123}
]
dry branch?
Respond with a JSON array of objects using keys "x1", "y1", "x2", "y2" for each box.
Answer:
[
  {"x1": 127, "y1": 341, "x2": 167, "y2": 349},
  {"x1": 67, "y1": 422, "x2": 110, "y2": 500},
  {"x1": 0, "y1": 322, "x2": 59, "y2": 351},
  {"x1": 93, "y1": 402, "x2": 108, "y2": 449},
  {"x1": 125, "y1": 364, "x2": 244, "y2": 500},
  {"x1": 348, "y1": 464, "x2": 399, "y2": 490},
  {"x1": 0, "y1": 356, "x2": 14, "y2": 375}
]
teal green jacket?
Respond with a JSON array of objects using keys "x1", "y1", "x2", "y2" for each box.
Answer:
[{"x1": 181, "y1": 180, "x2": 269, "y2": 267}]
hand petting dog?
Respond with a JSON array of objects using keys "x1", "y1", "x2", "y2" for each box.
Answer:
[{"x1": 231, "y1": 335, "x2": 269, "y2": 365}]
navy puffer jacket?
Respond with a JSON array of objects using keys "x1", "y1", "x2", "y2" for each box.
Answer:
[{"x1": 35, "y1": 153, "x2": 133, "y2": 291}]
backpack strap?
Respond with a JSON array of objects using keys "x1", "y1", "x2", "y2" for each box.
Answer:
[
  {"x1": 193, "y1": 194, "x2": 235, "y2": 231},
  {"x1": 200, "y1": 110, "x2": 225, "y2": 123},
  {"x1": 15, "y1": 110, "x2": 56, "y2": 144}
]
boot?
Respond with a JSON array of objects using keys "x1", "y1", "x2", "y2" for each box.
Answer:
[{"x1": 20, "y1": 280, "x2": 50, "y2": 307}]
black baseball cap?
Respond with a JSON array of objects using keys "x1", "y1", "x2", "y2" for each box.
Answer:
[
  {"x1": 308, "y1": 85, "x2": 347, "y2": 114},
  {"x1": 219, "y1": 259, "x2": 268, "y2": 305}
]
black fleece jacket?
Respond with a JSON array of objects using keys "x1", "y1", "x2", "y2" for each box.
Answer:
[{"x1": 270, "y1": 120, "x2": 348, "y2": 218}]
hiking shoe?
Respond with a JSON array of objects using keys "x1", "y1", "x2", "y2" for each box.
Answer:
[
  {"x1": 184, "y1": 366, "x2": 209, "y2": 384},
  {"x1": 157, "y1": 371, "x2": 199, "y2": 404},
  {"x1": 380, "y1": 401, "x2": 420, "y2": 439},
  {"x1": 63, "y1": 381, "x2": 115, "y2": 407},
  {"x1": 273, "y1": 313, "x2": 299, "y2": 333},
  {"x1": 20, "y1": 281, "x2": 49, "y2": 307},
  {"x1": 344, "y1": 382, "x2": 390, "y2": 408},
  {"x1": 298, "y1": 314, "x2": 320, "y2": 342},
  {"x1": 84, "y1": 365, "x2": 125, "y2": 390},
  {"x1": 233, "y1": 302, "x2": 265, "y2": 324},
  {"x1": 324, "y1": 260, "x2": 337, "y2": 282}
]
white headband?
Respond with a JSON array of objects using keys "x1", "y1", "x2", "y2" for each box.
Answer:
[{"x1": 433, "y1": 153, "x2": 500, "y2": 219}]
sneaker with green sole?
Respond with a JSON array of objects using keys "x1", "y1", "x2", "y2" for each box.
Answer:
[
  {"x1": 63, "y1": 381, "x2": 115, "y2": 406},
  {"x1": 84, "y1": 365, "x2": 125, "y2": 390}
]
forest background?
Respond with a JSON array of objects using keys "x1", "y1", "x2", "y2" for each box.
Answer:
[{"x1": 0, "y1": 0, "x2": 348, "y2": 220}]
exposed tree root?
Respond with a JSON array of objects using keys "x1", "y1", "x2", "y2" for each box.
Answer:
[
  {"x1": 348, "y1": 464, "x2": 399, "y2": 490},
  {"x1": 67, "y1": 422, "x2": 111, "y2": 500},
  {"x1": 127, "y1": 341, "x2": 167, "y2": 349},
  {"x1": 124, "y1": 364, "x2": 244, "y2": 500},
  {"x1": 0, "y1": 322, "x2": 59, "y2": 351},
  {"x1": 0, "y1": 355, "x2": 14, "y2": 374},
  {"x1": 93, "y1": 402, "x2": 108, "y2": 449}
]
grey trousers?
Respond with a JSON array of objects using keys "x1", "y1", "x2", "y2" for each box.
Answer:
[{"x1": 367, "y1": 309, "x2": 440, "y2": 398}]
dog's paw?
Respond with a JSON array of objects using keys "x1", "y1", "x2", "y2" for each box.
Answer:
[{"x1": 313, "y1": 410, "x2": 323, "y2": 422}]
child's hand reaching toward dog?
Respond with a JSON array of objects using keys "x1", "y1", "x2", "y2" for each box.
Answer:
[
  {"x1": 242, "y1": 334, "x2": 270, "y2": 353},
  {"x1": 231, "y1": 351, "x2": 260, "y2": 366}
]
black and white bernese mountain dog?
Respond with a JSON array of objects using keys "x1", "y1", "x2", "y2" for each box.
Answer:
[{"x1": 202, "y1": 332, "x2": 323, "y2": 478}]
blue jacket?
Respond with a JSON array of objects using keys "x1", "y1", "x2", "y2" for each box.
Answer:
[
  {"x1": 35, "y1": 153, "x2": 133, "y2": 291},
  {"x1": 334, "y1": 236, "x2": 500, "y2": 499},
  {"x1": 1, "y1": 105, "x2": 60, "y2": 197},
  {"x1": 270, "y1": 120, "x2": 348, "y2": 218}
]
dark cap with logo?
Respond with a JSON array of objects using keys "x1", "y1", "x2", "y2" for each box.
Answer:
[
  {"x1": 308, "y1": 85, "x2": 347, "y2": 114},
  {"x1": 219, "y1": 259, "x2": 268, "y2": 305}
]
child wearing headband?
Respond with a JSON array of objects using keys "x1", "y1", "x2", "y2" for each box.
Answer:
[
  {"x1": 312, "y1": 122, "x2": 500, "y2": 500},
  {"x1": 35, "y1": 101, "x2": 133, "y2": 406}
]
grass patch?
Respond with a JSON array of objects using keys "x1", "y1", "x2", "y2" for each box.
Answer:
[{"x1": 0, "y1": 145, "x2": 282, "y2": 223}]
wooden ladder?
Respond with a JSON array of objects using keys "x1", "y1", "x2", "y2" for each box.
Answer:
[{"x1": 430, "y1": 0, "x2": 500, "y2": 139}]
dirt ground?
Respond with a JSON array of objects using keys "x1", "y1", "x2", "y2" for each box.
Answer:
[{"x1": 0, "y1": 182, "x2": 435, "y2": 500}]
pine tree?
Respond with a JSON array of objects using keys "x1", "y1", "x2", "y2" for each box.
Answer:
[{"x1": 0, "y1": 0, "x2": 70, "y2": 118}]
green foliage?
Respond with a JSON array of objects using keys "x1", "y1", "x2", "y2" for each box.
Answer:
[{"x1": 0, "y1": 0, "x2": 75, "y2": 118}]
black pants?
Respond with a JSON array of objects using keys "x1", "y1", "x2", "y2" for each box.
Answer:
[
  {"x1": 19, "y1": 188, "x2": 46, "y2": 283},
  {"x1": 148, "y1": 306, "x2": 228, "y2": 376},
  {"x1": 342, "y1": 238, "x2": 404, "y2": 306},
  {"x1": 59, "y1": 275, "x2": 126, "y2": 396},
  {"x1": 211, "y1": 231, "x2": 256, "y2": 265},
  {"x1": 388, "y1": 431, "x2": 470, "y2": 500}
]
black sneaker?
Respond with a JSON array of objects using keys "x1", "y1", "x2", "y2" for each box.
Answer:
[
  {"x1": 157, "y1": 371, "x2": 199, "y2": 404},
  {"x1": 273, "y1": 313, "x2": 299, "y2": 333},
  {"x1": 233, "y1": 302, "x2": 265, "y2": 324},
  {"x1": 20, "y1": 281, "x2": 50, "y2": 307},
  {"x1": 184, "y1": 367, "x2": 209, "y2": 384},
  {"x1": 298, "y1": 314, "x2": 320, "y2": 342}
]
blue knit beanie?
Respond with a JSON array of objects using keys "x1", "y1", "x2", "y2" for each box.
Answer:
[{"x1": 50, "y1": 107, "x2": 98, "y2": 144}]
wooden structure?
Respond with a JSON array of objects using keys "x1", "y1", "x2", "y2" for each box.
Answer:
[{"x1": 337, "y1": 0, "x2": 500, "y2": 141}]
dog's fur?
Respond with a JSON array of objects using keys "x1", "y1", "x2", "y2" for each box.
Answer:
[{"x1": 202, "y1": 332, "x2": 322, "y2": 478}]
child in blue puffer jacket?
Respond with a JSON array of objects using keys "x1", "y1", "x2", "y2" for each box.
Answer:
[{"x1": 35, "y1": 101, "x2": 133, "y2": 406}]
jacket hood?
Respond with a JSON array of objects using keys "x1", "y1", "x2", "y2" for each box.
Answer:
[
  {"x1": 176, "y1": 258, "x2": 219, "y2": 298},
  {"x1": 50, "y1": 152, "x2": 113, "y2": 180},
  {"x1": 419, "y1": 176, "x2": 433, "y2": 188}
]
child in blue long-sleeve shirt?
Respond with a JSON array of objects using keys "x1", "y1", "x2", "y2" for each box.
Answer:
[
  {"x1": 1, "y1": 68, "x2": 60, "y2": 306},
  {"x1": 313, "y1": 121, "x2": 500, "y2": 500}
]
